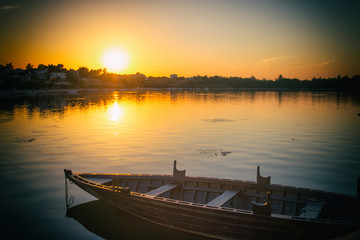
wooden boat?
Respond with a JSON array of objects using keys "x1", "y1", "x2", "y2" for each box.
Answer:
[{"x1": 64, "y1": 161, "x2": 360, "y2": 239}]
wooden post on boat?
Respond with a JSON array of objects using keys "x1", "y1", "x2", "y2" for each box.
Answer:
[
  {"x1": 252, "y1": 192, "x2": 272, "y2": 216},
  {"x1": 173, "y1": 160, "x2": 186, "y2": 178},
  {"x1": 256, "y1": 166, "x2": 270, "y2": 186}
]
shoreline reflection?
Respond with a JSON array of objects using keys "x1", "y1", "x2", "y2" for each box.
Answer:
[{"x1": 0, "y1": 91, "x2": 359, "y2": 117}]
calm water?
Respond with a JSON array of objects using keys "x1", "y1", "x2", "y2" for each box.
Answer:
[{"x1": 0, "y1": 90, "x2": 359, "y2": 239}]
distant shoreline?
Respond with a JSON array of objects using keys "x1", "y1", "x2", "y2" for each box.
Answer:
[{"x1": 0, "y1": 87, "x2": 352, "y2": 97}]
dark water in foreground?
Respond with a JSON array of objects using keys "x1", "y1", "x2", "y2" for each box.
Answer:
[{"x1": 0, "y1": 90, "x2": 359, "y2": 239}]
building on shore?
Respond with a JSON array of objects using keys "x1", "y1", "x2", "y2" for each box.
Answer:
[
  {"x1": 49, "y1": 72, "x2": 69, "y2": 85},
  {"x1": 33, "y1": 69, "x2": 48, "y2": 80},
  {"x1": 50, "y1": 72, "x2": 66, "y2": 81}
]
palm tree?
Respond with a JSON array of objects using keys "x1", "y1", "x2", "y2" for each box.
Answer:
[
  {"x1": 5, "y1": 62, "x2": 14, "y2": 71},
  {"x1": 26, "y1": 63, "x2": 33, "y2": 71}
]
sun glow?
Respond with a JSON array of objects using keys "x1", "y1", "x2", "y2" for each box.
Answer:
[{"x1": 101, "y1": 48, "x2": 129, "y2": 73}]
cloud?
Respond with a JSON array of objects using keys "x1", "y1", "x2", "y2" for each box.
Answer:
[
  {"x1": 281, "y1": 59, "x2": 337, "y2": 73},
  {"x1": 0, "y1": 4, "x2": 20, "y2": 10},
  {"x1": 256, "y1": 55, "x2": 300, "y2": 68},
  {"x1": 321, "y1": 60, "x2": 336, "y2": 65}
]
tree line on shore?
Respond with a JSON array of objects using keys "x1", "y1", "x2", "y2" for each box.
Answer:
[{"x1": 1, "y1": 62, "x2": 359, "y2": 91}]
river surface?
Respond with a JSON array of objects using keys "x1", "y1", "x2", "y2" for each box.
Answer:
[{"x1": 0, "y1": 90, "x2": 359, "y2": 239}]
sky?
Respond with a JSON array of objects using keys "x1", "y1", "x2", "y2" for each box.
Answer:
[{"x1": 0, "y1": 0, "x2": 359, "y2": 80}]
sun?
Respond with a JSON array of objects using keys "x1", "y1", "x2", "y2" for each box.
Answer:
[{"x1": 101, "y1": 48, "x2": 129, "y2": 73}]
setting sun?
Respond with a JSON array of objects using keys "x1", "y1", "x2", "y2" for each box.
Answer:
[{"x1": 101, "y1": 48, "x2": 129, "y2": 73}]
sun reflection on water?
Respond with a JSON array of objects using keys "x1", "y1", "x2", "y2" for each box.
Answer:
[{"x1": 108, "y1": 101, "x2": 125, "y2": 121}]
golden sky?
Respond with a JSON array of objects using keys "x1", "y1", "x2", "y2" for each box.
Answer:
[{"x1": 0, "y1": 0, "x2": 359, "y2": 79}]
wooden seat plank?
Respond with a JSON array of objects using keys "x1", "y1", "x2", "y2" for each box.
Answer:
[
  {"x1": 146, "y1": 183, "x2": 180, "y2": 196},
  {"x1": 299, "y1": 202, "x2": 325, "y2": 219},
  {"x1": 207, "y1": 189, "x2": 241, "y2": 207}
]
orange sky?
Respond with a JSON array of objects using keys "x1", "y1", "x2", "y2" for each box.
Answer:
[{"x1": 0, "y1": 0, "x2": 359, "y2": 80}]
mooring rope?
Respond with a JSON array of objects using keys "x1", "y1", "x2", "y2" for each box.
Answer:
[{"x1": 65, "y1": 178, "x2": 74, "y2": 209}]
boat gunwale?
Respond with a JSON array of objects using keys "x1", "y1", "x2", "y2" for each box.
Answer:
[{"x1": 75, "y1": 172, "x2": 357, "y2": 199}]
